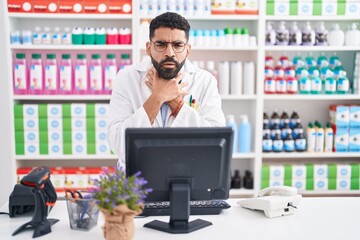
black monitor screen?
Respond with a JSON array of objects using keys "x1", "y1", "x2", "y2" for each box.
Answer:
[{"x1": 125, "y1": 127, "x2": 233, "y2": 234}]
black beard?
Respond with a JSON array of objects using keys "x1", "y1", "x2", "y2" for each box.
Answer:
[{"x1": 151, "y1": 56, "x2": 185, "y2": 80}]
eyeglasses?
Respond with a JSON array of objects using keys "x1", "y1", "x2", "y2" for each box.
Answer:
[{"x1": 151, "y1": 40, "x2": 187, "y2": 53}]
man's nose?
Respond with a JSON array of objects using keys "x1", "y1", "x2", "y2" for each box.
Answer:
[{"x1": 164, "y1": 43, "x2": 175, "y2": 57}]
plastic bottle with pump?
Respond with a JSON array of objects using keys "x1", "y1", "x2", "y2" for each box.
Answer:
[
  {"x1": 29, "y1": 53, "x2": 43, "y2": 95},
  {"x1": 302, "y1": 22, "x2": 315, "y2": 46},
  {"x1": 324, "y1": 71, "x2": 337, "y2": 94},
  {"x1": 337, "y1": 70, "x2": 350, "y2": 94},
  {"x1": 32, "y1": 26, "x2": 42, "y2": 44},
  {"x1": 52, "y1": 27, "x2": 62, "y2": 45},
  {"x1": 59, "y1": 54, "x2": 72, "y2": 95},
  {"x1": 239, "y1": 115, "x2": 251, "y2": 153},
  {"x1": 226, "y1": 114, "x2": 238, "y2": 153},
  {"x1": 89, "y1": 54, "x2": 103, "y2": 94},
  {"x1": 265, "y1": 21, "x2": 276, "y2": 45},
  {"x1": 44, "y1": 53, "x2": 58, "y2": 95},
  {"x1": 62, "y1": 27, "x2": 72, "y2": 45},
  {"x1": 306, "y1": 122, "x2": 316, "y2": 152},
  {"x1": 315, "y1": 22, "x2": 328, "y2": 46},
  {"x1": 289, "y1": 22, "x2": 302, "y2": 45},
  {"x1": 310, "y1": 70, "x2": 322, "y2": 94},
  {"x1": 42, "y1": 27, "x2": 52, "y2": 45},
  {"x1": 324, "y1": 122, "x2": 334, "y2": 152},
  {"x1": 104, "y1": 54, "x2": 117, "y2": 94},
  {"x1": 276, "y1": 21, "x2": 289, "y2": 45},
  {"x1": 345, "y1": 23, "x2": 360, "y2": 46},
  {"x1": 328, "y1": 23, "x2": 345, "y2": 46},
  {"x1": 13, "y1": 53, "x2": 28, "y2": 95}
]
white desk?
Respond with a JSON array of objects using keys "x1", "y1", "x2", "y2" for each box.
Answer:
[{"x1": 1, "y1": 198, "x2": 360, "y2": 240}]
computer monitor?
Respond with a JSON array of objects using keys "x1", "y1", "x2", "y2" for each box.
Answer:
[{"x1": 125, "y1": 127, "x2": 233, "y2": 234}]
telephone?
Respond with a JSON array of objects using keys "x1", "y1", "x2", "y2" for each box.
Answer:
[{"x1": 238, "y1": 186, "x2": 302, "y2": 218}]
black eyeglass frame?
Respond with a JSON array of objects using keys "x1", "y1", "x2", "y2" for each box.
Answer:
[{"x1": 150, "y1": 40, "x2": 188, "y2": 53}]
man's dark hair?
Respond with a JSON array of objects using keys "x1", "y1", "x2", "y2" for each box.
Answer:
[{"x1": 149, "y1": 12, "x2": 191, "y2": 41}]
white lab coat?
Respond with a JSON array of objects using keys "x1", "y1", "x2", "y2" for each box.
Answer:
[{"x1": 107, "y1": 58, "x2": 225, "y2": 167}]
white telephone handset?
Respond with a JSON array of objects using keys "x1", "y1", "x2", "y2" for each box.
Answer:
[
  {"x1": 258, "y1": 186, "x2": 297, "y2": 197},
  {"x1": 238, "y1": 186, "x2": 302, "y2": 218}
]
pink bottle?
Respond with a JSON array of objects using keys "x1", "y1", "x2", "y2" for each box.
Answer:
[
  {"x1": 286, "y1": 76, "x2": 298, "y2": 94},
  {"x1": 274, "y1": 64, "x2": 285, "y2": 79},
  {"x1": 284, "y1": 65, "x2": 296, "y2": 79},
  {"x1": 104, "y1": 54, "x2": 117, "y2": 94},
  {"x1": 89, "y1": 54, "x2": 103, "y2": 94},
  {"x1": 13, "y1": 53, "x2": 28, "y2": 95},
  {"x1": 275, "y1": 77, "x2": 287, "y2": 94},
  {"x1": 265, "y1": 56, "x2": 274, "y2": 67},
  {"x1": 44, "y1": 53, "x2": 58, "y2": 95},
  {"x1": 59, "y1": 54, "x2": 73, "y2": 95},
  {"x1": 264, "y1": 77, "x2": 276, "y2": 94},
  {"x1": 119, "y1": 54, "x2": 131, "y2": 70},
  {"x1": 264, "y1": 65, "x2": 274, "y2": 79},
  {"x1": 74, "y1": 54, "x2": 88, "y2": 94},
  {"x1": 29, "y1": 53, "x2": 43, "y2": 95},
  {"x1": 106, "y1": 27, "x2": 118, "y2": 44},
  {"x1": 118, "y1": 27, "x2": 132, "y2": 44}
]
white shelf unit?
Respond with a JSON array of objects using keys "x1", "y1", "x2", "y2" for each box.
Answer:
[{"x1": 1, "y1": 1, "x2": 360, "y2": 203}]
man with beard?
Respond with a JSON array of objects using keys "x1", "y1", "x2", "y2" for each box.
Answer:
[{"x1": 108, "y1": 12, "x2": 225, "y2": 167}]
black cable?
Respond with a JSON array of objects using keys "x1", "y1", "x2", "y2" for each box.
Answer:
[{"x1": 0, "y1": 212, "x2": 9, "y2": 215}]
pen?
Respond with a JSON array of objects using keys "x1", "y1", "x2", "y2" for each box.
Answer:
[{"x1": 189, "y1": 95, "x2": 192, "y2": 107}]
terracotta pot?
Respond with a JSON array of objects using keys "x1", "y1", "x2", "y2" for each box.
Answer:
[{"x1": 100, "y1": 205, "x2": 142, "y2": 240}]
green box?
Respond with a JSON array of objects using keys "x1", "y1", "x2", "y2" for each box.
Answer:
[
  {"x1": 351, "y1": 178, "x2": 359, "y2": 190},
  {"x1": 351, "y1": 164, "x2": 359, "y2": 178},
  {"x1": 38, "y1": 104, "x2": 47, "y2": 118},
  {"x1": 262, "y1": 165, "x2": 270, "y2": 181},
  {"x1": 284, "y1": 164, "x2": 292, "y2": 180},
  {"x1": 306, "y1": 164, "x2": 314, "y2": 179},
  {"x1": 63, "y1": 143, "x2": 72, "y2": 155},
  {"x1": 15, "y1": 131, "x2": 24, "y2": 143},
  {"x1": 87, "y1": 143, "x2": 96, "y2": 155},
  {"x1": 14, "y1": 104, "x2": 23, "y2": 118},
  {"x1": 14, "y1": 118, "x2": 24, "y2": 131},
  {"x1": 15, "y1": 143, "x2": 25, "y2": 155},
  {"x1": 266, "y1": 0, "x2": 275, "y2": 15},
  {"x1": 306, "y1": 178, "x2": 314, "y2": 190},
  {"x1": 328, "y1": 164, "x2": 337, "y2": 179}
]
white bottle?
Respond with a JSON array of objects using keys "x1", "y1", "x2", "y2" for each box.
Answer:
[
  {"x1": 42, "y1": 26, "x2": 52, "y2": 45},
  {"x1": 52, "y1": 27, "x2": 62, "y2": 44},
  {"x1": 226, "y1": 114, "x2": 238, "y2": 153},
  {"x1": 328, "y1": 23, "x2": 345, "y2": 46},
  {"x1": 306, "y1": 122, "x2": 316, "y2": 152},
  {"x1": 302, "y1": 21, "x2": 315, "y2": 46},
  {"x1": 289, "y1": 22, "x2": 302, "y2": 46},
  {"x1": 62, "y1": 27, "x2": 72, "y2": 45},
  {"x1": 243, "y1": 61, "x2": 255, "y2": 95},
  {"x1": 276, "y1": 21, "x2": 289, "y2": 45},
  {"x1": 230, "y1": 61, "x2": 242, "y2": 95},
  {"x1": 33, "y1": 26, "x2": 42, "y2": 44},
  {"x1": 345, "y1": 23, "x2": 360, "y2": 46},
  {"x1": 265, "y1": 21, "x2": 276, "y2": 45},
  {"x1": 218, "y1": 61, "x2": 230, "y2": 95},
  {"x1": 207, "y1": 61, "x2": 218, "y2": 79},
  {"x1": 315, "y1": 124, "x2": 325, "y2": 152},
  {"x1": 324, "y1": 123, "x2": 334, "y2": 152}
]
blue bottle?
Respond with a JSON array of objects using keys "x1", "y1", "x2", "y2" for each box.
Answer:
[
  {"x1": 239, "y1": 115, "x2": 251, "y2": 153},
  {"x1": 226, "y1": 115, "x2": 238, "y2": 154}
]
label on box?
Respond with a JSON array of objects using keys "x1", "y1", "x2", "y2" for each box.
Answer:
[
  {"x1": 270, "y1": 165, "x2": 284, "y2": 180},
  {"x1": 337, "y1": 164, "x2": 351, "y2": 179},
  {"x1": 346, "y1": 0, "x2": 360, "y2": 16},
  {"x1": 72, "y1": 143, "x2": 87, "y2": 155},
  {"x1": 95, "y1": 103, "x2": 109, "y2": 117},
  {"x1": 274, "y1": 0, "x2": 290, "y2": 16},
  {"x1": 314, "y1": 164, "x2": 328, "y2": 178},
  {"x1": 23, "y1": 104, "x2": 39, "y2": 118},
  {"x1": 298, "y1": 1, "x2": 313, "y2": 16},
  {"x1": 49, "y1": 131, "x2": 63, "y2": 143},
  {"x1": 48, "y1": 104, "x2": 62, "y2": 118},
  {"x1": 48, "y1": 118, "x2": 63, "y2": 131},
  {"x1": 71, "y1": 104, "x2": 87, "y2": 118},
  {"x1": 314, "y1": 178, "x2": 328, "y2": 190},
  {"x1": 25, "y1": 143, "x2": 39, "y2": 155},
  {"x1": 337, "y1": 178, "x2": 350, "y2": 190},
  {"x1": 95, "y1": 118, "x2": 108, "y2": 131},
  {"x1": 269, "y1": 179, "x2": 284, "y2": 187},
  {"x1": 72, "y1": 131, "x2": 86, "y2": 143},
  {"x1": 24, "y1": 131, "x2": 39, "y2": 143},
  {"x1": 72, "y1": 118, "x2": 86, "y2": 130},
  {"x1": 335, "y1": 130, "x2": 349, "y2": 152},
  {"x1": 292, "y1": 165, "x2": 306, "y2": 179},
  {"x1": 349, "y1": 129, "x2": 360, "y2": 152},
  {"x1": 49, "y1": 142, "x2": 63, "y2": 155},
  {"x1": 24, "y1": 118, "x2": 39, "y2": 131},
  {"x1": 292, "y1": 179, "x2": 306, "y2": 191},
  {"x1": 322, "y1": 1, "x2": 337, "y2": 16},
  {"x1": 96, "y1": 143, "x2": 110, "y2": 154}
]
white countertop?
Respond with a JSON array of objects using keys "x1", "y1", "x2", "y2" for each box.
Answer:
[{"x1": 1, "y1": 197, "x2": 360, "y2": 240}]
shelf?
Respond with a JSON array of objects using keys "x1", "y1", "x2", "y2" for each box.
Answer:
[
  {"x1": 265, "y1": 15, "x2": 360, "y2": 21},
  {"x1": 221, "y1": 95, "x2": 257, "y2": 100},
  {"x1": 192, "y1": 46, "x2": 258, "y2": 51},
  {"x1": 16, "y1": 155, "x2": 117, "y2": 160},
  {"x1": 140, "y1": 14, "x2": 259, "y2": 21},
  {"x1": 8, "y1": 13, "x2": 132, "y2": 19},
  {"x1": 265, "y1": 46, "x2": 360, "y2": 52},
  {"x1": 263, "y1": 94, "x2": 360, "y2": 100},
  {"x1": 11, "y1": 44, "x2": 132, "y2": 50},
  {"x1": 299, "y1": 190, "x2": 360, "y2": 196},
  {"x1": 262, "y1": 152, "x2": 360, "y2": 159},
  {"x1": 13, "y1": 95, "x2": 111, "y2": 101}
]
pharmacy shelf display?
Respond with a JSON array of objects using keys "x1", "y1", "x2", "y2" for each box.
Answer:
[{"x1": 2, "y1": 0, "x2": 360, "y2": 197}]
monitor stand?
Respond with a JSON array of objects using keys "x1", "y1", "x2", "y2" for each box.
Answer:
[{"x1": 144, "y1": 180, "x2": 212, "y2": 234}]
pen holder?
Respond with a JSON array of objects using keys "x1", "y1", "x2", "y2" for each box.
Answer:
[{"x1": 66, "y1": 198, "x2": 99, "y2": 231}]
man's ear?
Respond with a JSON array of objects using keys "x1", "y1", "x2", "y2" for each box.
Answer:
[
  {"x1": 186, "y1": 44, "x2": 191, "y2": 58},
  {"x1": 146, "y1": 41, "x2": 151, "y2": 56}
]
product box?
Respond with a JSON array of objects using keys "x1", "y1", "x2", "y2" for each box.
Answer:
[
  {"x1": 350, "y1": 105, "x2": 360, "y2": 130},
  {"x1": 8, "y1": 0, "x2": 33, "y2": 12},
  {"x1": 96, "y1": 130, "x2": 107, "y2": 143},
  {"x1": 83, "y1": 0, "x2": 107, "y2": 13},
  {"x1": 292, "y1": 179, "x2": 306, "y2": 191},
  {"x1": 64, "y1": 167, "x2": 88, "y2": 190},
  {"x1": 269, "y1": 179, "x2": 284, "y2": 187},
  {"x1": 349, "y1": 129, "x2": 360, "y2": 152},
  {"x1": 58, "y1": 0, "x2": 83, "y2": 13},
  {"x1": 48, "y1": 131, "x2": 62, "y2": 143},
  {"x1": 336, "y1": 178, "x2": 351, "y2": 190},
  {"x1": 23, "y1": 118, "x2": 39, "y2": 131},
  {"x1": 47, "y1": 104, "x2": 62, "y2": 118},
  {"x1": 211, "y1": 0, "x2": 236, "y2": 14},
  {"x1": 314, "y1": 164, "x2": 328, "y2": 179},
  {"x1": 95, "y1": 118, "x2": 108, "y2": 131},
  {"x1": 322, "y1": 0, "x2": 338, "y2": 16},
  {"x1": 292, "y1": 164, "x2": 307, "y2": 179},
  {"x1": 334, "y1": 128, "x2": 349, "y2": 152},
  {"x1": 24, "y1": 143, "x2": 39, "y2": 155},
  {"x1": 23, "y1": 104, "x2": 39, "y2": 119},
  {"x1": 24, "y1": 130, "x2": 39, "y2": 143},
  {"x1": 314, "y1": 178, "x2": 329, "y2": 191},
  {"x1": 72, "y1": 118, "x2": 86, "y2": 130},
  {"x1": 72, "y1": 130, "x2": 86, "y2": 143},
  {"x1": 72, "y1": 142, "x2": 87, "y2": 155},
  {"x1": 71, "y1": 103, "x2": 87, "y2": 118},
  {"x1": 346, "y1": 0, "x2": 360, "y2": 16},
  {"x1": 50, "y1": 167, "x2": 65, "y2": 192},
  {"x1": 95, "y1": 103, "x2": 109, "y2": 117},
  {"x1": 49, "y1": 142, "x2": 63, "y2": 155},
  {"x1": 329, "y1": 105, "x2": 350, "y2": 130},
  {"x1": 269, "y1": 165, "x2": 284, "y2": 180},
  {"x1": 235, "y1": 0, "x2": 259, "y2": 15},
  {"x1": 33, "y1": 0, "x2": 58, "y2": 13},
  {"x1": 96, "y1": 142, "x2": 110, "y2": 154},
  {"x1": 107, "y1": 0, "x2": 132, "y2": 14},
  {"x1": 297, "y1": 0, "x2": 313, "y2": 15},
  {"x1": 48, "y1": 118, "x2": 63, "y2": 131},
  {"x1": 274, "y1": 0, "x2": 290, "y2": 16}
]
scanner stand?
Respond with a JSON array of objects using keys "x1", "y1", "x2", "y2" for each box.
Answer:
[
  {"x1": 144, "y1": 181, "x2": 212, "y2": 234},
  {"x1": 12, "y1": 188, "x2": 59, "y2": 238}
]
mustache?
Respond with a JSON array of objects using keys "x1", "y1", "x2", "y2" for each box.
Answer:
[{"x1": 159, "y1": 57, "x2": 179, "y2": 66}]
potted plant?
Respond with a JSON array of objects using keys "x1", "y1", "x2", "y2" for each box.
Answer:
[{"x1": 90, "y1": 167, "x2": 152, "y2": 240}]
